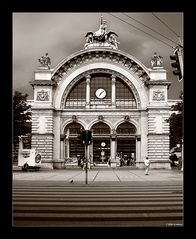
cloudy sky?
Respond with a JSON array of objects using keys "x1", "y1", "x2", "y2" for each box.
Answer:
[{"x1": 13, "y1": 12, "x2": 183, "y2": 100}]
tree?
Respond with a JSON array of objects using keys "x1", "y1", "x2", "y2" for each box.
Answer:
[
  {"x1": 166, "y1": 91, "x2": 183, "y2": 149},
  {"x1": 13, "y1": 91, "x2": 32, "y2": 145}
]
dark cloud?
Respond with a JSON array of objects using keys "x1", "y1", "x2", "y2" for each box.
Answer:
[{"x1": 13, "y1": 12, "x2": 183, "y2": 99}]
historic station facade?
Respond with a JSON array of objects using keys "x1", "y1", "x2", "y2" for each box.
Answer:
[{"x1": 30, "y1": 18, "x2": 171, "y2": 169}]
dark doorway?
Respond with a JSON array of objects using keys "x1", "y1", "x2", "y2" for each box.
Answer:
[
  {"x1": 117, "y1": 138, "x2": 136, "y2": 159},
  {"x1": 93, "y1": 138, "x2": 110, "y2": 164}
]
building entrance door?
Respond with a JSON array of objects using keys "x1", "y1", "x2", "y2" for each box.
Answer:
[
  {"x1": 117, "y1": 138, "x2": 136, "y2": 165},
  {"x1": 91, "y1": 122, "x2": 111, "y2": 165},
  {"x1": 93, "y1": 138, "x2": 110, "y2": 164}
]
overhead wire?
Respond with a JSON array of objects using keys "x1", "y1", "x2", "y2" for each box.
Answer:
[
  {"x1": 151, "y1": 13, "x2": 180, "y2": 38},
  {"x1": 122, "y1": 13, "x2": 177, "y2": 45},
  {"x1": 108, "y1": 13, "x2": 175, "y2": 49}
]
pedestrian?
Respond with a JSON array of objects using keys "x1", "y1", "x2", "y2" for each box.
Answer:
[
  {"x1": 80, "y1": 157, "x2": 84, "y2": 169},
  {"x1": 120, "y1": 158, "x2": 124, "y2": 167},
  {"x1": 144, "y1": 157, "x2": 150, "y2": 175}
]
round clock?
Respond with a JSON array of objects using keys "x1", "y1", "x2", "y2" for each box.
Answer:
[
  {"x1": 101, "y1": 142, "x2": 106, "y2": 147},
  {"x1": 95, "y1": 88, "x2": 106, "y2": 99}
]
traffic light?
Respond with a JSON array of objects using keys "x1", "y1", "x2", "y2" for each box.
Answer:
[
  {"x1": 81, "y1": 130, "x2": 86, "y2": 145},
  {"x1": 170, "y1": 50, "x2": 182, "y2": 82},
  {"x1": 78, "y1": 130, "x2": 92, "y2": 145},
  {"x1": 86, "y1": 130, "x2": 92, "y2": 145}
]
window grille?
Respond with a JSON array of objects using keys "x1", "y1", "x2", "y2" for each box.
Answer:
[
  {"x1": 65, "y1": 78, "x2": 86, "y2": 108},
  {"x1": 116, "y1": 78, "x2": 137, "y2": 109},
  {"x1": 64, "y1": 74, "x2": 137, "y2": 109},
  {"x1": 116, "y1": 122, "x2": 136, "y2": 135},
  {"x1": 92, "y1": 122, "x2": 110, "y2": 135}
]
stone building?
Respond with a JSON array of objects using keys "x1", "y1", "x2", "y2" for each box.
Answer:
[{"x1": 29, "y1": 19, "x2": 171, "y2": 169}]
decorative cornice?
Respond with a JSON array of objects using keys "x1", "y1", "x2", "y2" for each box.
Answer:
[
  {"x1": 145, "y1": 80, "x2": 171, "y2": 86},
  {"x1": 30, "y1": 80, "x2": 57, "y2": 86}
]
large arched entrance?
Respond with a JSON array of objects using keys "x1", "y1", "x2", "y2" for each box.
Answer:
[
  {"x1": 64, "y1": 122, "x2": 84, "y2": 164},
  {"x1": 90, "y1": 122, "x2": 111, "y2": 165},
  {"x1": 116, "y1": 122, "x2": 137, "y2": 166}
]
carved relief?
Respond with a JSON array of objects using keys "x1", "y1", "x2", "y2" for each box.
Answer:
[
  {"x1": 36, "y1": 90, "x2": 49, "y2": 101},
  {"x1": 152, "y1": 90, "x2": 165, "y2": 101},
  {"x1": 51, "y1": 51, "x2": 150, "y2": 84},
  {"x1": 98, "y1": 115, "x2": 104, "y2": 121}
]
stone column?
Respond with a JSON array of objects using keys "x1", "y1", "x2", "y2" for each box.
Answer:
[
  {"x1": 111, "y1": 75, "x2": 116, "y2": 108},
  {"x1": 66, "y1": 129, "x2": 70, "y2": 158},
  {"x1": 110, "y1": 130, "x2": 117, "y2": 167},
  {"x1": 86, "y1": 75, "x2": 91, "y2": 108},
  {"x1": 136, "y1": 135, "x2": 141, "y2": 168},
  {"x1": 60, "y1": 135, "x2": 64, "y2": 159},
  {"x1": 53, "y1": 113, "x2": 64, "y2": 169},
  {"x1": 89, "y1": 144, "x2": 93, "y2": 165}
]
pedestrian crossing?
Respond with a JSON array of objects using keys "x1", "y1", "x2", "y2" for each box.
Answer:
[{"x1": 13, "y1": 184, "x2": 183, "y2": 227}]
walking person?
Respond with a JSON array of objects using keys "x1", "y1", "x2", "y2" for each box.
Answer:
[{"x1": 144, "y1": 157, "x2": 150, "y2": 175}]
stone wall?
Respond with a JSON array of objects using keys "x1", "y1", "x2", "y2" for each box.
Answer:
[
  {"x1": 31, "y1": 134, "x2": 53, "y2": 161},
  {"x1": 31, "y1": 109, "x2": 54, "y2": 163}
]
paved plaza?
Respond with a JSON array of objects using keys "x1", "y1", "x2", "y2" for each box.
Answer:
[{"x1": 13, "y1": 166, "x2": 183, "y2": 185}]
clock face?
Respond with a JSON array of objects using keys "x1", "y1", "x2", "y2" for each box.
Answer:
[
  {"x1": 95, "y1": 88, "x2": 106, "y2": 99},
  {"x1": 101, "y1": 142, "x2": 106, "y2": 147}
]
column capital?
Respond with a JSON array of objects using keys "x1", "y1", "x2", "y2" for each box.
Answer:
[
  {"x1": 111, "y1": 75, "x2": 116, "y2": 81},
  {"x1": 86, "y1": 75, "x2": 91, "y2": 81}
]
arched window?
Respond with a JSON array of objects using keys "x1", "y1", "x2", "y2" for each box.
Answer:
[
  {"x1": 64, "y1": 73, "x2": 137, "y2": 109},
  {"x1": 64, "y1": 123, "x2": 84, "y2": 158},
  {"x1": 91, "y1": 122, "x2": 110, "y2": 135},
  {"x1": 65, "y1": 78, "x2": 86, "y2": 108},
  {"x1": 116, "y1": 79, "x2": 137, "y2": 109},
  {"x1": 116, "y1": 122, "x2": 136, "y2": 159},
  {"x1": 116, "y1": 122, "x2": 136, "y2": 135}
]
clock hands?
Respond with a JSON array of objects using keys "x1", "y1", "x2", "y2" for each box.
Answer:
[
  {"x1": 99, "y1": 90, "x2": 105, "y2": 97},
  {"x1": 96, "y1": 88, "x2": 106, "y2": 99}
]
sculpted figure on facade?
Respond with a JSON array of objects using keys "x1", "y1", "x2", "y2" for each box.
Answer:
[
  {"x1": 108, "y1": 32, "x2": 120, "y2": 49},
  {"x1": 93, "y1": 17, "x2": 107, "y2": 41},
  {"x1": 151, "y1": 52, "x2": 163, "y2": 68},
  {"x1": 38, "y1": 53, "x2": 51, "y2": 69},
  {"x1": 84, "y1": 32, "x2": 94, "y2": 48},
  {"x1": 84, "y1": 16, "x2": 120, "y2": 49}
]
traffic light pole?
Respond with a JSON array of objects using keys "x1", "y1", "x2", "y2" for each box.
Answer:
[
  {"x1": 80, "y1": 130, "x2": 92, "y2": 184},
  {"x1": 85, "y1": 144, "x2": 88, "y2": 184}
]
